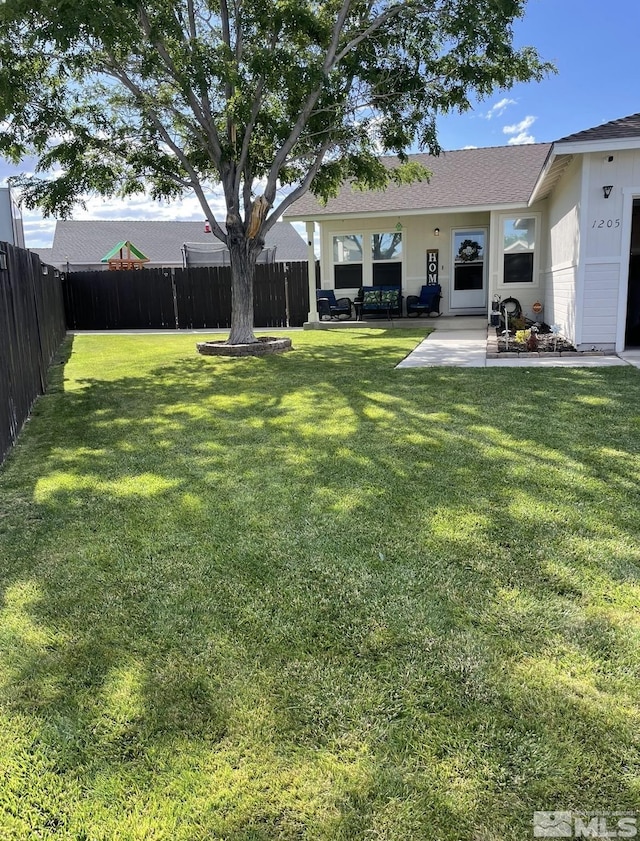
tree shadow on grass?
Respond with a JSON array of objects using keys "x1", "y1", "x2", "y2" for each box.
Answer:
[{"x1": 0, "y1": 332, "x2": 639, "y2": 838}]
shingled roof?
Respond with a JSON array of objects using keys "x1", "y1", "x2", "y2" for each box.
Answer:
[
  {"x1": 49, "y1": 219, "x2": 308, "y2": 266},
  {"x1": 556, "y1": 113, "x2": 640, "y2": 144},
  {"x1": 284, "y1": 143, "x2": 552, "y2": 219}
]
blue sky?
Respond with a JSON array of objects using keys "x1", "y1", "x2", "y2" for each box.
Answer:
[
  {"x1": 436, "y1": 0, "x2": 639, "y2": 150},
  {"x1": 4, "y1": 0, "x2": 639, "y2": 248}
]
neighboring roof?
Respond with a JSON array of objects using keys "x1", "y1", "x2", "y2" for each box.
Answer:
[
  {"x1": 284, "y1": 143, "x2": 552, "y2": 220},
  {"x1": 556, "y1": 113, "x2": 640, "y2": 144},
  {"x1": 101, "y1": 240, "x2": 149, "y2": 262},
  {"x1": 30, "y1": 247, "x2": 53, "y2": 263},
  {"x1": 49, "y1": 219, "x2": 308, "y2": 265}
]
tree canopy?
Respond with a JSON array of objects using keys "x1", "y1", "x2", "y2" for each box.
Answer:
[{"x1": 0, "y1": 0, "x2": 553, "y2": 342}]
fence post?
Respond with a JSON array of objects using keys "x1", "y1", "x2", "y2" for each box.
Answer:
[
  {"x1": 284, "y1": 263, "x2": 290, "y2": 328},
  {"x1": 169, "y1": 268, "x2": 179, "y2": 329}
]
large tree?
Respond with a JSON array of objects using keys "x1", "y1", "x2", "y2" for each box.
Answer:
[{"x1": 0, "y1": 0, "x2": 551, "y2": 343}]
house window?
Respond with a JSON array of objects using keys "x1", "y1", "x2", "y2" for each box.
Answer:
[
  {"x1": 502, "y1": 216, "x2": 536, "y2": 284},
  {"x1": 331, "y1": 231, "x2": 404, "y2": 288},
  {"x1": 333, "y1": 234, "x2": 363, "y2": 289},
  {"x1": 372, "y1": 232, "x2": 402, "y2": 287}
]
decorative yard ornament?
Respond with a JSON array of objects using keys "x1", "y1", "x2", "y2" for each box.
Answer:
[{"x1": 490, "y1": 294, "x2": 501, "y2": 327}]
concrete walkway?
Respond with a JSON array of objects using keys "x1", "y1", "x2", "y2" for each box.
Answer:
[
  {"x1": 397, "y1": 322, "x2": 639, "y2": 369},
  {"x1": 397, "y1": 329, "x2": 488, "y2": 368}
]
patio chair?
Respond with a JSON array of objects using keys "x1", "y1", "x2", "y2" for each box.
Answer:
[
  {"x1": 406, "y1": 284, "x2": 442, "y2": 317},
  {"x1": 316, "y1": 289, "x2": 353, "y2": 319}
]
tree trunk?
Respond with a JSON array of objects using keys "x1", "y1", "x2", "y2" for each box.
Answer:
[{"x1": 227, "y1": 224, "x2": 259, "y2": 344}]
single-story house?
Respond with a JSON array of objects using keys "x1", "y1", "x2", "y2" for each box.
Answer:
[
  {"x1": 33, "y1": 219, "x2": 308, "y2": 272},
  {"x1": 285, "y1": 112, "x2": 640, "y2": 352}
]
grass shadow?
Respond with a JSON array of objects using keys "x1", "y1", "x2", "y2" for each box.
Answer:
[{"x1": 0, "y1": 330, "x2": 639, "y2": 838}]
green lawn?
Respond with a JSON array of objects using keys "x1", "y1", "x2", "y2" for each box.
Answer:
[{"x1": 1, "y1": 328, "x2": 639, "y2": 840}]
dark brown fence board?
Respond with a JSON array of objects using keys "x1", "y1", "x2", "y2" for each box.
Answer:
[
  {"x1": 0, "y1": 242, "x2": 66, "y2": 465},
  {"x1": 284, "y1": 262, "x2": 312, "y2": 327},
  {"x1": 175, "y1": 266, "x2": 232, "y2": 329},
  {"x1": 63, "y1": 269, "x2": 176, "y2": 329},
  {"x1": 65, "y1": 261, "x2": 313, "y2": 330}
]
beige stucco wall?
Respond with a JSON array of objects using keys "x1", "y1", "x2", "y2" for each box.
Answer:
[
  {"x1": 318, "y1": 211, "x2": 502, "y2": 316},
  {"x1": 319, "y1": 202, "x2": 554, "y2": 318}
]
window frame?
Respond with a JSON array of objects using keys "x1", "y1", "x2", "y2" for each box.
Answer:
[
  {"x1": 498, "y1": 213, "x2": 541, "y2": 289},
  {"x1": 332, "y1": 233, "x2": 364, "y2": 289},
  {"x1": 330, "y1": 230, "x2": 404, "y2": 289}
]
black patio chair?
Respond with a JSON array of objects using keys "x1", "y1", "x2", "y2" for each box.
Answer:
[
  {"x1": 406, "y1": 284, "x2": 442, "y2": 317},
  {"x1": 316, "y1": 289, "x2": 353, "y2": 319}
]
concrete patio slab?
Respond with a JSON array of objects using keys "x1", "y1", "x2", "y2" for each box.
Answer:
[{"x1": 304, "y1": 315, "x2": 487, "y2": 331}]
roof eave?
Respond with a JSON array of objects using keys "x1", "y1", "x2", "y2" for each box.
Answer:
[
  {"x1": 553, "y1": 137, "x2": 640, "y2": 155},
  {"x1": 529, "y1": 146, "x2": 558, "y2": 205},
  {"x1": 285, "y1": 201, "x2": 533, "y2": 223}
]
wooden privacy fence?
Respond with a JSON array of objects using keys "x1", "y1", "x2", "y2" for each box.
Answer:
[
  {"x1": 63, "y1": 261, "x2": 314, "y2": 330},
  {"x1": 0, "y1": 242, "x2": 66, "y2": 465}
]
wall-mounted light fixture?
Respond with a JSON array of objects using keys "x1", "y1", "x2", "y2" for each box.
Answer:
[
  {"x1": 42, "y1": 264, "x2": 49, "y2": 275},
  {"x1": 603, "y1": 185, "x2": 614, "y2": 199},
  {"x1": 434, "y1": 227, "x2": 440, "y2": 237},
  {"x1": 0, "y1": 251, "x2": 7, "y2": 271}
]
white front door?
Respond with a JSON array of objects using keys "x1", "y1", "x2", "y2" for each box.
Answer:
[{"x1": 451, "y1": 229, "x2": 487, "y2": 310}]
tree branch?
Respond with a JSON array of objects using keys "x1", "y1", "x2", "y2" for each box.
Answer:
[
  {"x1": 103, "y1": 59, "x2": 227, "y2": 243},
  {"x1": 186, "y1": 0, "x2": 197, "y2": 41},
  {"x1": 334, "y1": 3, "x2": 410, "y2": 63},
  {"x1": 137, "y1": 5, "x2": 224, "y2": 166},
  {"x1": 262, "y1": 0, "x2": 383, "y2": 206},
  {"x1": 261, "y1": 136, "x2": 334, "y2": 236}
]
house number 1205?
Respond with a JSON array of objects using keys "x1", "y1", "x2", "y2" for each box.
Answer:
[{"x1": 592, "y1": 219, "x2": 620, "y2": 228}]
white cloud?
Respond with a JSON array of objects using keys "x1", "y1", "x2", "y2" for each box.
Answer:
[
  {"x1": 507, "y1": 132, "x2": 535, "y2": 146},
  {"x1": 503, "y1": 115, "x2": 536, "y2": 145},
  {"x1": 485, "y1": 98, "x2": 516, "y2": 119},
  {"x1": 503, "y1": 115, "x2": 536, "y2": 134},
  {"x1": 462, "y1": 145, "x2": 478, "y2": 150}
]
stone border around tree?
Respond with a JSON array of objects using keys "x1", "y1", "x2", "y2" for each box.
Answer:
[{"x1": 196, "y1": 337, "x2": 293, "y2": 357}]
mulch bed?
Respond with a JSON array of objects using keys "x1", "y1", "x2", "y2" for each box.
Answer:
[{"x1": 495, "y1": 331, "x2": 577, "y2": 354}]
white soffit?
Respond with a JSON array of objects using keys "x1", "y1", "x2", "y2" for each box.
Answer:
[{"x1": 529, "y1": 154, "x2": 574, "y2": 204}]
